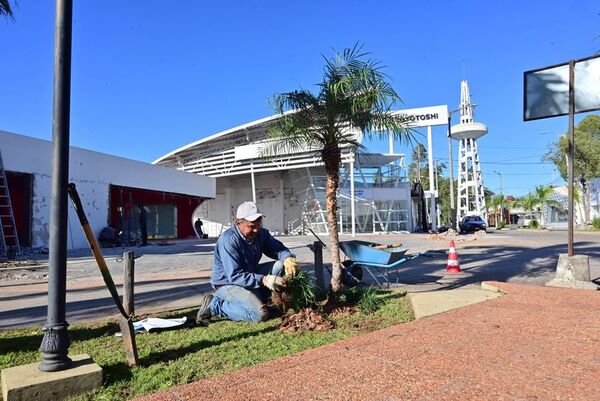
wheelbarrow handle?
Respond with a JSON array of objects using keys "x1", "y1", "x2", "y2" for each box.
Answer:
[{"x1": 307, "y1": 226, "x2": 326, "y2": 248}]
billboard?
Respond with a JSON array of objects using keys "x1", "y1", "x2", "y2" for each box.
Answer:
[
  {"x1": 524, "y1": 54, "x2": 600, "y2": 121},
  {"x1": 391, "y1": 105, "x2": 449, "y2": 127}
]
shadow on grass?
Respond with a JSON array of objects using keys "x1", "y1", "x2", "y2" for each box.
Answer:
[
  {"x1": 138, "y1": 324, "x2": 278, "y2": 368},
  {"x1": 101, "y1": 362, "x2": 134, "y2": 385},
  {"x1": 376, "y1": 290, "x2": 407, "y2": 302},
  {"x1": 0, "y1": 322, "x2": 120, "y2": 354}
]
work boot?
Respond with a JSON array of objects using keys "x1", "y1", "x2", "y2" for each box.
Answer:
[{"x1": 196, "y1": 293, "x2": 214, "y2": 324}]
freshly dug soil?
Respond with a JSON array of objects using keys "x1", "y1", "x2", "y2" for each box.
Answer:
[
  {"x1": 279, "y1": 308, "x2": 333, "y2": 333},
  {"x1": 326, "y1": 305, "x2": 358, "y2": 318},
  {"x1": 270, "y1": 289, "x2": 290, "y2": 313}
]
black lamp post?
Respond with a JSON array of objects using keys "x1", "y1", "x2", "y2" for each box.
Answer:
[{"x1": 39, "y1": 0, "x2": 73, "y2": 372}]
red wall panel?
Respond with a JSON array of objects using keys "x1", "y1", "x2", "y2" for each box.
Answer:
[{"x1": 109, "y1": 185, "x2": 204, "y2": 239}]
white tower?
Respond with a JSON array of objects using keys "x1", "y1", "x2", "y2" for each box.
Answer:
[{"x1": 451, "y1": 80, "x2": 488, "y2": 224}]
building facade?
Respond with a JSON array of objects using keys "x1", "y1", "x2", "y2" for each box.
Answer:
[
  {"x1": 154, "y1": 114, "x2": 413, "y2": 237},
  {"x1": 1, "y1": 130, "x2": 215, "y2": 252}
]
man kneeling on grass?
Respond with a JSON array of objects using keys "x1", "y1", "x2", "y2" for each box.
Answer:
[{"x1": 196, "y1": 201, "x2": 299, "y2": 323}]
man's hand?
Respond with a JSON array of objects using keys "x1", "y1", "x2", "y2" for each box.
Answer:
[
  {"x1": 262, "y1": 275, "x2": 287, "y2": 291},
  {"x1": 283, "y1": 257, "x2": 299, "y2": 277}
]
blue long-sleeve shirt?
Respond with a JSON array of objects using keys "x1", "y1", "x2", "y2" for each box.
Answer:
[{"x1": 210, "y1": 225, "x2": 294, "y2": 288}]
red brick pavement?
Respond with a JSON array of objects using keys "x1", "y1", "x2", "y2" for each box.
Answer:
[{"x1": 135, "y1": 282, "x2": 600, "y2": 401}]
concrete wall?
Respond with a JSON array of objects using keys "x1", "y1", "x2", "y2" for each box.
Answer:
[
  {"x1": 203, "y1": 171, "x2": 307, "y2": 236},
  {"x1": 1, "y1": 130, "x2": 215, "y2": 250}
]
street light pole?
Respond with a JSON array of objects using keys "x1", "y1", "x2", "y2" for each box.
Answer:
[
  {"x1": 567, "y1": 60, "x2": 575, "y2": 257},
  {"x1": 39, "y1": 0, "x2": 73, "y2": 372},
  {"x1": 447, "y1": 112, "x2": 456, "y2": 230}
]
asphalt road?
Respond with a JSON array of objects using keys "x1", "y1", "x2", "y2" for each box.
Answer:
[{"x1": 1, "y1": 229, "x2": 599, "y2": 329}]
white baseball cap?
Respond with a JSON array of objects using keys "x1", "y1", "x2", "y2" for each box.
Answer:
[{"x1": 236, "y1": 201, "x2": 264, "y2": 221}]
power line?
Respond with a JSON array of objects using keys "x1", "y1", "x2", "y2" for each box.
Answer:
[
  {"x1": 485, "y1": 154, "x2": 545, "y2": 163},
  {"x1": 432, "y1": 156, "x2": 552, "y2": 165},
  {"x1": 483, "y1": 161, "x2": 552, "y2": 165},
  {"x1": 494, "y1": 172, "x2": 556, "y2": 176},
  {"x1": 479, "y1": 145, "x2": 548, "y2": 150}
]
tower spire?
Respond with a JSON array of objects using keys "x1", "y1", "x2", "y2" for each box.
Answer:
[
  {"x1": 450, "y1": 80, "x2": 488, "y2": 227},
  {"x1": 460, "y1": 80, "x2": 474, "y2": 124}
]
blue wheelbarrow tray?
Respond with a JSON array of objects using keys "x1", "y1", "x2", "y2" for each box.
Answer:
[{"x1": 339, "y1": 240, "x2": 418, "y2": 288}]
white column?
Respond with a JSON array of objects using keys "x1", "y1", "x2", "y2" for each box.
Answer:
[
  {"x1": 279, "y1": 173, "x2": 285, "y2": 232},
  {"x1": 427, "y1": 126, "x2": 437, "y2": 230},
  {"x1": 250, "y1": 163, "x2": 256, "y2": 203},
  {"x1": 372, "y1": 201, "x2": 376, "y2": 233},
  {"x1": 350, "y1": 160, "x2": 356, "y2": 237}
]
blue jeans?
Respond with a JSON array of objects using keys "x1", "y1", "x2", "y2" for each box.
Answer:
[{"x1": 209, "y1": 261, "x2": 284, "y2": 323}]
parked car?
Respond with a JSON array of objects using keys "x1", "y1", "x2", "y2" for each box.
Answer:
[
  {"x1": 459, "y1": 215, "x2": 487, "y2": 233},
  {"x1": 517, "y1": 214, "x2": 537, "y2": 228}
]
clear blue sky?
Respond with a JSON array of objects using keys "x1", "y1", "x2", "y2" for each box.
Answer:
[{"x1": 2, "y1": 0, "x2": 599, "y2": 196}]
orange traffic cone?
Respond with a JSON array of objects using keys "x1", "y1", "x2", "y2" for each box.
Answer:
[{"x1": 446, "y1": 240, "x2": 461, "y2": 273}]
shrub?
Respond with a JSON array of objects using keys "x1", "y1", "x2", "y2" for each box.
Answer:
[
  {"x1": 285, "y1": 271, "x2": 318, "y2": 311},
  {"x1": 356, "y1": 286, "x2": 384, "y2": 314},
  {"x1": 592, "y1": 217, "x2": 600, "y2": 230},
  {"x1": 529, "y1": 219, "x2": 539, "y2": 229},
  {"x1": 496, "y1": 221, "x2": 506, "y2": 229},
  {"x1": 336, "y1": 286, "x2": 384, "y2": 314}
]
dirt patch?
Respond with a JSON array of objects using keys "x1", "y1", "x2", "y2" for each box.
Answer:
[
  {"x1": 0, "y1": 260, "x2": 47, "y2": 280},
  {"x1": 427, "y1": 229, "x2": 488, "y2": 242},
  {"x1": 0, "y1": 269, "x2": 48, "y2": 280},
  {"x1": 0, "y1": 260, "x2": 43, "y2": 269},
  {"x1": 347, "y1": 316, "x2": 385, "y2": 331},
  {"x1": 279, "y1": 308, "x2": 333, "y2": 333}
]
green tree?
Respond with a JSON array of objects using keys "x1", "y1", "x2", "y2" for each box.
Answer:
[
  {"x1": 268, "y1": 44, "x2": 413, "y2": 294},
  {"x1": 0, "y1": 0, "x2": 15, "y2": 20},
  {"x1": 408, "y1": 144, "x2": 427, "y2": 183},
  {"x1": 543, "y1": 115, "x2": 600, "y2": 224},
  {"x1": 407, "y1": 145, "x2": 455, "y2": 225}
]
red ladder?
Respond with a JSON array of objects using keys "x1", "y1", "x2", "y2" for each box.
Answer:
[{"x1": 0, "y1": 150, "x2": 20, "y2": 259}]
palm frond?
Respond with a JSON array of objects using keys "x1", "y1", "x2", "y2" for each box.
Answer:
[{"x1": 0, "y1": 0, "x2": 15, "y2": 21}]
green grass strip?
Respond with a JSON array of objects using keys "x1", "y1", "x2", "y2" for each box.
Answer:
[{"x1": 0, "y1": 289, "x2": 413, "y2": 401}]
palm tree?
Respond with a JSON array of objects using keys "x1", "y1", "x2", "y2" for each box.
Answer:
[
  {"x1": 268, "y1": 44, "x2": 413, "y2": 294},
  {"x1": 488, "y1": 194, "x2": 504, "y2": 227},
  {"x1": 0, "y1": 0, "x2": 15, "y2": 21}
]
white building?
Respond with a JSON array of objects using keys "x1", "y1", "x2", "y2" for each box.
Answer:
[
  {"x1": 154, "y1": 113, "x2": 419, "y2": 237},
  {"x1": 0, "y1": 130, "x2": 215, "y2": 252}
]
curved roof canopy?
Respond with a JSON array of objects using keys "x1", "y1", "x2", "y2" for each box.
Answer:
[
  {"x1": 153, "y1": 113, "x2": 280, "y2": 167},
  {"x1": 153, "y1": 113, "x2": 365, "y2": 178}
]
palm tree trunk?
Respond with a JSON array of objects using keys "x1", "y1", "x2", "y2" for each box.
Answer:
[{"x1": 322, "y1": 147, "x2": 343, "y2": 294}]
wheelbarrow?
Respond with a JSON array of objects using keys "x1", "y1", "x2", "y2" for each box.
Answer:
[{"x1": 339, "y1": 240, "x2": 426, "y2": 288}]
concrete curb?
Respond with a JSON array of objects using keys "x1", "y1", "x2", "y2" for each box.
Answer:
[{"x1": 408, "y1": 284, "x2": 503, "y2": 319}]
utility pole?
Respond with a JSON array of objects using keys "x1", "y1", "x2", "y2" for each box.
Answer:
[{"x1": 494, "y1": 170, "x2": 504, "y2": 223}]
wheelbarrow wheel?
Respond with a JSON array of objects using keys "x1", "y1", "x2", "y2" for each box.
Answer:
[{"x1": 341, "y1": 261, "x2": 363, "y2": 287}]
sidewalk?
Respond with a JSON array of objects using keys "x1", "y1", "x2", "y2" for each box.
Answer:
[{"x1": 136, "y1": 281, "x2": 600, "y2": 401}]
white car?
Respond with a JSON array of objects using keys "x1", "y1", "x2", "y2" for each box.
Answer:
[{"x1": 518, "y1": 214, "x2": 537, "y2": 228}]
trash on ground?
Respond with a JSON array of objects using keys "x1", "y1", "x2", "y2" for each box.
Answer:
[{"x1": 115, "y1": 317, "x2": 188, "y2": 336}]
